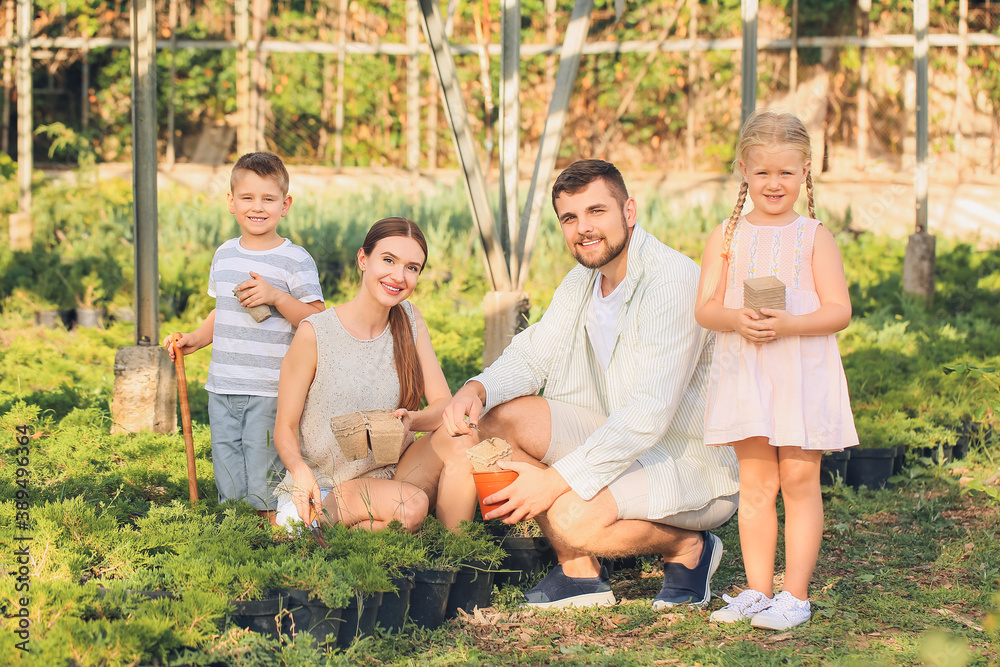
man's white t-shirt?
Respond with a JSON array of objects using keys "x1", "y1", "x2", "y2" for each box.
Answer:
[{"x1": 585, "y1": 274, "x2": 626, "y2": 370}]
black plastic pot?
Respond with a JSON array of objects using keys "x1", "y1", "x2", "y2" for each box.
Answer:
[
  {"x1": 409, "y1": 568, "x2": 456, "y2": 629},
  {"x1": 893, "y1": 445, "x2": 906, "y2": 474},
  {"x1": 845, "y1": 447, "x2": 896, "y2": 489},
  {"x1": 376, "y1": 572, "x2": 414, "y2": 634},
  {"x1": 335, "y1": 592, "x2": 383, "y2": 648},
  {"x1": 495, "y1": 536, "x2": 555, "y2": 587},
  {"x1": 229, "y1": 595, "x2": 283, "y2": 639},
  {"x1": 445, "y1": 563, "x2": 495, "y2": 619},
  {"x1": 953, "y1": 435, "x2": 969, "y2": 460},
  {"x1": 918, "y1": 442, "x2": 954, "y2": 464},
  {"x1": 282, "y1": 589, "x2": 344, "y2": 647},
  {"x1": 820, "y1": 449, "x2": 851, "y2": 485}
]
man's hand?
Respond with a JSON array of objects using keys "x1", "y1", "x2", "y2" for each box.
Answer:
[
  {"x1": 482, "y1": 462, "x2": 570, "y2": 524},
  {"x1": 441, "y1": 382, "x2": 486, "y2": 436}
]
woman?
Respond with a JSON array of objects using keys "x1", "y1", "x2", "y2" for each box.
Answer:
[{"x1": 273, "y1": 217, "x2": 451, "y2": 531}]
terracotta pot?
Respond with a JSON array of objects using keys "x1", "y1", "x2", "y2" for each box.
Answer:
[{"x1": 473, "y1": 470, "x2": 519, "y2": 517}]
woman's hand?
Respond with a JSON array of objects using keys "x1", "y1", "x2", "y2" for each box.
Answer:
[
  {"x1": 392, "y1": 408, "x2": 413, "y2": 433},
  {"x1": 289, "y1": 466, "x2": 322, "y2": 525}
]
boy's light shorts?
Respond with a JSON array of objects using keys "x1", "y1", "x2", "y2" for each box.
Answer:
[
  {"x1": 207, "y1": 392, "x2": 284, "y2": 511},
  {"x1": 543, "y1": 398, "x2": 738, "y2": 531}
]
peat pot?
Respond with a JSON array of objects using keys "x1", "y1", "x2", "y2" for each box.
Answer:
[
  {"x1": 820, "y1": 449, "x2": 851, "y2": 486},
  {"x1": 335, "y1": 592, "x2": 383, "y2": 648},
  {"x1": 229, "y1": 594, "x2": 283, "y2": 640},
  {"x1": 375, "y1": 572, "x2": 414, "y2": 634},
  {"x1": 445, "y1": 562, "x2": 496, "y2": 619},
  {"x1": 283, "y1": 589, "x2": 344, "y2": 647},
  {"x1": 495, "y1": 536, "x2": 556, "y2": 587},
  {"x1": 409, "y1": 568, "x2": 457, "y2": 630},
  {"x1": 845, "y1": 447, "x2": 896, "y2": 490}
]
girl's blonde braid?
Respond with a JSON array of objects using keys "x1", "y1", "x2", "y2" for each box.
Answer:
[
  {"x1": 805, "y1": 170, "x2": 816, "y2": 219},
  {"x1": 698, "y1": 180, "x2": 748, "y2": 309}
]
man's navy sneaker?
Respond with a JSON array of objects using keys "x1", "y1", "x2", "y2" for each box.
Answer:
[
  {"x1": 522, "y1": 564, "x2": 616, "y2": 609},
  {"x1": 651, "y1": 531, "x2": 722, "y2": 610}
]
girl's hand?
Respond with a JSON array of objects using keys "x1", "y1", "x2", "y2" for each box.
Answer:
[
  {"x1": 757, "y1": 308, "x2": 796, "y2": 340},
  {"x1": 733, "y1": 308, "x2": 777, "y2": 344}
]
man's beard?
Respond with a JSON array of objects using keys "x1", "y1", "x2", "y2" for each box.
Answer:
[{"x1": 571, "y1": 222, "x2": 628, "y2": 269}]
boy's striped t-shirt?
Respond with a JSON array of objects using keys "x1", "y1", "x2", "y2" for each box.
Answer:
[{"x1": 205, "y1": 237, "x2": 323, "y2": 397}]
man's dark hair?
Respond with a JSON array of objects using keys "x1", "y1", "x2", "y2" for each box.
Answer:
[
  {"x1": 551, "y1": 159, "x2": 629, "y2": 213},
  {"x1": 231, "y1": 152, "x2": 290, "y2": 195}
]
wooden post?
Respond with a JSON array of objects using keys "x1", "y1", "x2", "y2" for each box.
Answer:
[
  {"x1": 544, "y1": 0, "x2": 556, "y2": 86},
  {"x1": 473, "y1": 0, "x2": 494, "y2": 179},
  {"x1": 740, "y1": 0, "x2": 758, "y2": 127},
  {"x1": 334, "y1": 0, "x2": 346, "y2": 169},
  {"x1": 406, "y1": 0, "x2": 419, "y2": 172},
  {"x1": 235, "y1": 0, "x2": 250, "y2": 154},
  {"x1": 165, "y1": 0, "x2": 177, "y2": 170},
  {"x1": 686, "y1": 0, "x2": 697, "y2": 172},
  {"x1": 499, "y1": 0, "x2": 520, "y2": 274},
  {"x1": 904, "y1": 0, "x2": 935, "y2": 303},
  {"x1": 857, "y1": 0, "x2": 870, "y2": 170},
  {"x1": 955, "y1": 0, "x2": 968, "y2": 175},
  {"x1": 10, "y1": 0, "x2": 32, "y2": 251},
  {"x1": 2, "y1": 0, "x2": 13, "y2": 156}
]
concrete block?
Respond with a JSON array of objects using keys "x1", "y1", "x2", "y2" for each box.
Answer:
[{"x1": 111, "y1": 346, "x2": 178, "y2": 435}]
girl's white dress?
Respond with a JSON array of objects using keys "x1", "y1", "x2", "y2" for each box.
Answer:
[{"x1": 704, "y1": 216, "x2": 858, "y2": 450}]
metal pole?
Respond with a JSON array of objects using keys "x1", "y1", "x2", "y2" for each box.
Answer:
[
  {"x1": 789, "y1": 0, "x2": 797, "y2": 91},
  {"x1": 406, "y1": 0, "x2": 419, "y2": 172},
  {"x1": 514, "y1": 0, "x2": 594, "y2": 291},
  {"x1": 857, "y1": 0, "x2": 870, "y2": 170},
  {"x1": 16, "y1": 0, "x2": 30, "y2": 215},
  {"x1": 955, "y1": 0, "x2": 968, "y2": 174},
  {"x1": 686, "y1": 0, "x2": 697, "y2": 172},
  {"x1": 418, "y1": 0, "x2": 511, "y2": 292},
  {"x1": 740, "y1": 0, "x2": 758, "y2": 127},
  {"x1": 499, "y1": 0, "x2": 520, "y2": 277},
  {"x1": 915, "y1": 0, "x2": 928, "y2": 234},
  {"x1": 130, "y1": 0, "x2": 159, "y2": 345},
  {"x1": 165, "y1": 0, "x2": 177, "y2": 170},
  {"x1": 235, "y1": 0, "x2": 250, "y2": 154},
  {"x1": 903, "y1": 0, "x2": 935, "y2": 303}
]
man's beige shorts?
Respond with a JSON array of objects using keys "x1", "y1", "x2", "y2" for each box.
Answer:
[{"x1": 543, "y1": 398, "x2": 737, "y2": 531}]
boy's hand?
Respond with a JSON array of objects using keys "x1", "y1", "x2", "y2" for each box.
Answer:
[
  {"x1": 163, "y1": 332, "x2": 196, "y2": 361},
  {"x1": 236, "y1": 271, "x2": 283, "y2": 308}
]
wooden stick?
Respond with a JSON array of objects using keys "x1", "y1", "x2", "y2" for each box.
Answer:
[{"x1": 170, "y1": 333, "x2": 199, "y2": 503}]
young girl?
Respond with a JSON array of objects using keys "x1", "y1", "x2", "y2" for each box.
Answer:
[
  {"x1": 273, "y1": 217, "x2": 452, "y2": 532},
  {"x1": 695, "y1": 111, "x2": 858, "y2": 630}
]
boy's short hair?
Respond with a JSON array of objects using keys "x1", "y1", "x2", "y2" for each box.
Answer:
[
  {"x1": 230, "y1": 152, "x2": 290, "y2": 195},
  {"x1": 551, "y1": 159, "x2": 629, "y2": 213}
]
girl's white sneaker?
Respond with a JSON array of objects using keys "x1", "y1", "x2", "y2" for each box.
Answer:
[
  {"x1": 750, "y1": 591, "x2": 812, "y2": 630},
  {"x1": 709, "y1": 588, "x2": 772, "y2": 623}
]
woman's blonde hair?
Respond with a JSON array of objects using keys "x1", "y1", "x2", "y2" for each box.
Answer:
[{"x1": 698, "y1": 110, "x2": 815, "y2": 308}]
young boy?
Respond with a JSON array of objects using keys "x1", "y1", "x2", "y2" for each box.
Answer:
[{"x1": 166, "y1": 152, "x2": 325, "y2": 519}]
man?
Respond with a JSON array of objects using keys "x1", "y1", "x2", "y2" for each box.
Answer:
[{"x1": 399, "y1": 159, "x2": 740, "y2": 609}]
